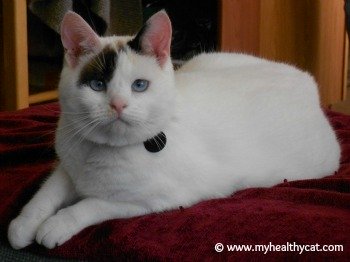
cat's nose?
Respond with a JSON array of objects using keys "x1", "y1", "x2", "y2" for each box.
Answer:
[{"x1": 110, "y1": 98, "x2": 127, "y2": 117}]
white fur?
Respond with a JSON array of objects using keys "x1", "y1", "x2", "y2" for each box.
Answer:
[{"x1": 8, "y1": 44, "x2": 340, "y2": 249}]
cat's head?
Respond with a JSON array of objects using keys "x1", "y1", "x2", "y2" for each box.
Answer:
[{"x1": 58, "y1": 11, "x2": 175, "y2": 147}]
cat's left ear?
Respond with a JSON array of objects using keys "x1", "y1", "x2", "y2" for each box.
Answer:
[{"x1": 128, "y1": 10, "x2": 172, "y2": 67}]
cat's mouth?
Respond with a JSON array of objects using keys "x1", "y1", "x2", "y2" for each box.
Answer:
[
  {"x1": 117, "y1": 117, "x2": 131, "y2": 126},
  {"x1": 99, "y1": 110, "x2": 143, "y2": 129},
  {"x1": 102, "y1": 114, "x2": 132, "y2": 127}
]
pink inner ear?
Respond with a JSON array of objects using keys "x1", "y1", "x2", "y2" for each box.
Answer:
[
  {"x1": 142, "y1": 11, "x2": 172, "y2": 67},
  {"x1": 60, "y1": 11, "x2": 100, "y2": 67}
]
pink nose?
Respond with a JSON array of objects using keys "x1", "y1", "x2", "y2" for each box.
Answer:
[{"x1": 110, "y1": 99, "x2": 127, "y2": 116}]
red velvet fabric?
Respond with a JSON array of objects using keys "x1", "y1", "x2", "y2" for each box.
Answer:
[{"x1": 0, "y1": 104, "x2": 349, "y2": 260}]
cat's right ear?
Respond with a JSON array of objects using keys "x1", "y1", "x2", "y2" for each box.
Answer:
[{"x1": 60, "y1": 11, "x2": 101, "y2": 67}]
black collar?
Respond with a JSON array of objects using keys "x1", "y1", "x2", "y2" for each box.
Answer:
[{"x1": 144, "y1": 132, "x2": 166, "y2": 153}]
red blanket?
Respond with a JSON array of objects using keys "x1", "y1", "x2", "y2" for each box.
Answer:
[{"x1": 0, "y1": 103, "x2": 349, "y2": 260}]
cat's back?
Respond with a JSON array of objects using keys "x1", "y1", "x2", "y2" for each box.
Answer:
[
  {"x1": 177, "y1": 52, "x2": 266, "y2": 72},
  {"x1": 175, "y1": 52, "x2": 319, "y2": 115},
  {"x1": 174, "y1": 52, "x2": 340, "y2": 182}
]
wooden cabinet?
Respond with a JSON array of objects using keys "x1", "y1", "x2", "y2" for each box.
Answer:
[{"x1": 219, "y1": 0, "x2": 348, "y2": 106}]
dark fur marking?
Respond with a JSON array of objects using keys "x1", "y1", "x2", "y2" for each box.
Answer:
[
  {"x1": 127, "y1": 24, "x2": 147, "y2": 53},
  {"x1": 78, "y1": 46, "x2": 117, "y2": 87}
]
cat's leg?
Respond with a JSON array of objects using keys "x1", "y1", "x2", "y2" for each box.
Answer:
[
  {"x1": 8, "y1": 165, "x2": 76, "y2": 249},
  {"x1": 35, "y1": 198, "x2": 148, "y2": 249}
]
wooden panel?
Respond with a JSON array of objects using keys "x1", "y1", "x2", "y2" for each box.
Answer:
[
  {"x1": 219, "y1": 0, "x2": 260, "y2": 55},
  {"x1": 313, "y1": 0, "x2": 347, "y2": 105},
  {"x1": 260, "y1": 0, "x2": 347, "y2": 105},
  {"x1": 0, "y1": 0, "x2": 29, "y2": 111},
  {"x1": 259, "y1": 0, "x2": 316, "y2": 69},
  {"x1": 29, "y1": 90, "x2": 58, "y2": 105},
  {"x1": 220, "y1": 0, "x2": 347, "y2": 106}
]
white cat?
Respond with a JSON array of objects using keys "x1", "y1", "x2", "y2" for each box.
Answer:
[{"x1": 8, "y1": 11, "x2": 340, "y2": 249}]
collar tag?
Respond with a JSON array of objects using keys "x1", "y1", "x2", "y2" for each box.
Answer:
[{"x1": 144, "y1": 132, "x2": 166, "y2": 153}]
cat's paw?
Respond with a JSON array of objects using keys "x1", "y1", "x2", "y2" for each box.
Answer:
[
  {"x1": 8, "y1": 215, "x2": 41, "y2": 249},
  {"x1": 36, "y1": 209, "x2": 77, "y2": 249}
]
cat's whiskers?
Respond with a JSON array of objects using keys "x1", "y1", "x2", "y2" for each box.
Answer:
[
  {"x1": 66, "y1": 119, "x2": 101, "y2": 156},
  {"x1": 60, "y1": 122, "x2": 101, "y2": 159},
  {"x1": 91, "y1": 109, "x2": 117, "y2": 123},
  {"x1": 59, "y1": 118, "x2": 101, "y2": 155},
  {"x1": 157, "y1": 132, "x2": 166, "y2": 148},
  {"x1": 132, "y1": 121, "x2": 165, "y2": 149},
  {"x1": 32, "y1": 108, "x2": 91, "y2": 140},
  {"x1": 56, "y1": 115, "x2": 92, "y2": 132},
  {"x1": 125, "y1": 117, "x2": 156, "y2": 136},
  {"x1": 41, "y1": 104, "x2": 92, "y2": 116},
  {"x1": 94, "y1": 53, "x2": 106, "y2": 73},
  {"x1": 101, "y1": 48, "x2": 106, "y2": 67},
  {"x1": 153, "y1": 136, "x2": 161, "y2": 151},
  {"x1": 121, "y1": 107, "x2": 145, "y2": 123},
  {"x1": 34, "y1": 128, "x2": 58, "y2": 141},
  {"x1": 90, "y1": 61, "x2": 104, "y2": 73},
  {"x1": 60, "y1": 111, "x2": 90, "y2": 116},
  {"x1": 150, "y1": 128, "x2": 165, "y2": 149},
  {"x1": 41, "y1": 105, "x2": 60, "y2": 114}
]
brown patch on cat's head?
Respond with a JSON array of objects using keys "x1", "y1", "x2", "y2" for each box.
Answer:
[{"x1": 78, "y1": 46, "x2": 117, "y2": 87}]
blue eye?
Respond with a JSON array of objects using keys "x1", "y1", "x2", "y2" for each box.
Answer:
[
  {"x1": 131, "y1": 79, "x2": 149, "y2": 92},
  {"x1": 89, "y1": 80, "x2": 106, "y2": 91}
]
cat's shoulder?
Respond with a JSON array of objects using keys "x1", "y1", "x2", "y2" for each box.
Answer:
[
  {"x1": 177, "y1": 52, "x2": 308, "y2": 76},
  {"x1": 177, "y1": 52, "x2": 315, "y2": 87}
]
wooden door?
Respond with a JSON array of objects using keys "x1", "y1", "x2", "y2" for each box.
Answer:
[{"x1": 219, "y1": 0, "x2": 348, "y2": 106}]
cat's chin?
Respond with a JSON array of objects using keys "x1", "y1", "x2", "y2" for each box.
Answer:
[
  {"x1": 87, "y1": 134, "x2": 150, "y2": 148},
  {"x1": 84, "y1": 120, "x2": 160, "y2": 148},
  {"x1": 85, "y1": 132, "x2": 139, "y2": 147},
  {"x1": 88, "y1": 135, "x2": 132, "y2": 147}
]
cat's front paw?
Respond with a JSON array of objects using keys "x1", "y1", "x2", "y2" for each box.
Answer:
[
  {"x1": 8, "y1": 215, "x2": 40, "y2": 249},
  {"x1": 36, "y1": 209, "x2": 77, "y2": 249}
]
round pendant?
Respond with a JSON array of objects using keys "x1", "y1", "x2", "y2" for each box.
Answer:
[{"x1": 144, "y1": 132, "x2": 166, "y2": 153}]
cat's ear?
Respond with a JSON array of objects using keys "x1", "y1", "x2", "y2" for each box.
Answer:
[
  {"x1": 129, "y1": 10, "x2": 172, "y2": 67},
  {"x1": 60, "y1": 11, "x2": 101, "y2": 67}
]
